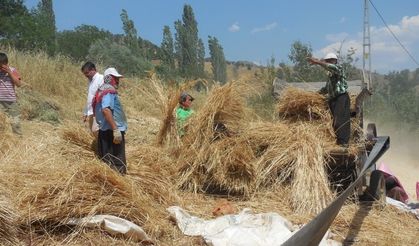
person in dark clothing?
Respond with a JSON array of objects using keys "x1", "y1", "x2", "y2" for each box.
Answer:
[{"x1": 308, "y1": 53, "x2": 350, "y2": 146}]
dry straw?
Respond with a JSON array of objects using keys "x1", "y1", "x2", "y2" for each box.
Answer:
[
  {"x1": 176, "y1": 82, "x2": 251, "y2": 195},
  {"x1": 277, "y1": 86, "x2": 329, "y2": 122},
  {"x1": 0, "y1": 191, "x2": 21, "y2": 245}
]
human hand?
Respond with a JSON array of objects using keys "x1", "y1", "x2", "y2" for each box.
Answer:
[
  {"x1": 0, "y1": 64, "x2": 12, "y2": 74},
  {"x1": 113, "y1": 129, "x2": 122, "y2": 144}
]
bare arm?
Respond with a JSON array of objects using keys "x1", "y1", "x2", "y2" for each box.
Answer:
[
  {"x1": 1, "y1": 65, "x2": 22, "y2": 87},
  {"x1": 307, "y1": 57, "x2": 328, "y2": 67}
]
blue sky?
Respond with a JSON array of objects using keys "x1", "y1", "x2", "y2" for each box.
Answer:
[{"x1": 24, "y1": 0, "x2": 419, "y2": 73}]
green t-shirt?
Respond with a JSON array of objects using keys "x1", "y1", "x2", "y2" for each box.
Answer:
[{"x1": 176, "y1": 106, "x2": 194, "y2": 136}]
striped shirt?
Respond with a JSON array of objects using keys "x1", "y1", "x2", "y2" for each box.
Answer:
[{"x1": 0, "y1": 67, "x2": 20, "y2": 102}]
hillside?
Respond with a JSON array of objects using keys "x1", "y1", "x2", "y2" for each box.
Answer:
[{"x1": 0, "y1": 48, "x2": 417, "y2": 245}]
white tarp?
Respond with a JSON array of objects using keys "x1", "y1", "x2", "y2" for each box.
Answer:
[
  {"x1": 67, "y1": 215, "x2": 153, "y2": 243},
  {"x1": 386, "y1": 197, "x2": 419, "y2": 220},
  {"x1": 167, "y1": 206, "x2": 341, "y2": 246}
]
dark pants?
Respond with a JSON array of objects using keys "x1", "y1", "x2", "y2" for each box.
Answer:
[
  {"x1": 97, "y1": 129, "x2": 126, "y2": 174},
  {"x1": 328, "y1": 93, "x2": 350, "y2": 145}
]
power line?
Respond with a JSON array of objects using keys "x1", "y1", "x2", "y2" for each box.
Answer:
[{"x1": 368, "y1": 0, "x2": 419, "y2": 67}]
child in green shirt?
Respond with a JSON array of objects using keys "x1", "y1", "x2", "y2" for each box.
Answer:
[{"x1": 176, "y1": 91, "x2": 194, "y2": 136}]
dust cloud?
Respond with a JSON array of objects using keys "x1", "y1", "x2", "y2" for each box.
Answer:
[{"x1": 367, "y1": 121, "x2": 419, "y2": 200}]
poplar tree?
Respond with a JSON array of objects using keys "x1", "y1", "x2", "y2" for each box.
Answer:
[
  {"x1": 120, "y1": 9, "x2": 139, "y2": 53},
  {"x1": 159, "y1": 25, "x2": 176, "y2": 75},
  {"x1": 35, "y1": 0, "x2": 56, "y2": 55},
  {"x1": 208, "y1": 36, "x2": 227, "y2": 83},
  {"x1": 174, "y1": 4, "x2": 204, "y2": 78}
]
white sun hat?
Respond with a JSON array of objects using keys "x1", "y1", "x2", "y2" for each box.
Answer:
[
  {"x1": 104, "y1": 67, "x2": 123, "y2": 77},
  {"x1": 324, "y1": 53, "x2": 338, "y2": 60}
]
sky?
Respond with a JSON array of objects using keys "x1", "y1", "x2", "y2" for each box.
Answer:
[{"x1": 24, "y1": 0, "x2": 419, "y2": 74}]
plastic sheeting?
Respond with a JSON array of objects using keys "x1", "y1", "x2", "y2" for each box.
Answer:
[
  {"x1": 167, "y1": 206, "x2": 341, "y2": 246},
  {"x1": 386, "y1": 197, "x2": 419, "y2": 220},
  {"x1": 67, "y1": 215, "x2": 153, "y2": 243}
]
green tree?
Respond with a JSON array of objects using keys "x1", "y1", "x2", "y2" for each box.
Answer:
[
  {"x1": 197, "y1": 38, "x2": 205, "y2": 77},
  {"x1": 338, "y1": 47, "x2": 360, "y2": 80},
  {"x1": 0, "y1": 0, "x2": 29, "y2": 40},
  {"x1": 277, "y1": 62, "x2": 292, "y2": 81},
  {"x1": 88, "y1": 39, "x2": 152, "y2": 77},
  {"x1": 56, "y1": 25, "x2": 113, "y2": 61},
  {"x1": 0, "y1": 0, "x2": 39, "y2": 50},
  {"x1": 174, "y1": 4, "x2": 203, "y2": 78},
  {"x1": 120, "y1": 9, "x2": 139, "y2": 52},
  {"x1": 208, "y1": 36, "x2": 227, "y2": 83},
  {"x1": 33, "y1": 0, "x2": 56, "y2": 55},
  {"x1": 288, "y1": 40, "x2": 325, "y2": 82},
  {"x1": 158, "y1": 25, "x2": 176, "y2": 78}
]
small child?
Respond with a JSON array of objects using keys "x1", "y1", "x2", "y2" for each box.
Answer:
[
  {"x1": 176, "y1": 91, "x2": 194, "y2": 136},
  {"x1": 0, "y1": 52, "x2": 22, "y2": 135}
]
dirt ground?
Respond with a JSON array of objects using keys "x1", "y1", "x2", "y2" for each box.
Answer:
[{"x1": 371, "y1": 122, "x2": 419, "y2": 201}]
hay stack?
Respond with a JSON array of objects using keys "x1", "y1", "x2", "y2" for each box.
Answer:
[
  {"x1": 277, "y1": 87, "x2": 329, "y2": 122},
  {"x1": 61, "y1": 122, "x2": 96, "y2": 159},
  {"x1": 156, "y1": 78, "x2": 202, "y2": 146},
  {"x1": 128, "y1": 145, "x2": 177, "y2": 204},
  {"x1": 177, "y1": 82, "x2": 252, "y2": 195},
  {"x1": 244, "y1": 121, "x2": 335, "y2": 213},
  {"x1": 287, "y1": 124, "x2": 335, "y2": 213},
  {"x1": 18, "y1": 162, "x2": 151, "y2": 229},
  {"x1": 0, "y1": 191, "x2": 21, "y2": 245}
]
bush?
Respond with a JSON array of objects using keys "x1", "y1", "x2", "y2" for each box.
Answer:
[{"x1": 88, "y1": 39, "x2": 153, "y2": 77}]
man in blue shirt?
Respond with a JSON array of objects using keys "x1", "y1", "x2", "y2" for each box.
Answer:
[{"x1": 93, "y1": 67, "x2": 128, "y2": 174}]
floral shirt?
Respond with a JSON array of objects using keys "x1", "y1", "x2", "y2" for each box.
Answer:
[{"x1": 321, "y1": 63, "x2": 348, "y2": 99}]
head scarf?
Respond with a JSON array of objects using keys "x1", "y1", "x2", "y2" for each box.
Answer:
[{"x1": 92, "y1": 74, "x2": 118, "y2": 115}]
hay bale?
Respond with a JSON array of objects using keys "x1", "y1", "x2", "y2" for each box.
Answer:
[
  {"x1": 176, "y1": 82, "x2": 253, "y2": 195},
  {"x1": 0, "y1": 191, "x2": 21, "y2": 245},
  {"x1": 128, "y1": 145, "x2": 177, "y2": 204},
  {"x1": 183, "y1": 82, "x2": 247, "y2": 145},
  {"x1": 18, "y1": 162, "x2": 152, "y2": 229},
  {"x1": 204, "y1": 137, "x2": 256, "y2": 196},
  {"x1": 287, "y1": 125, "x2": 335, "y2": 213},
  {"x1": 60, "y1": 122, "x2": 96, "y2": 159},
  {"x1": 277, "y1": 87, "x2": 329, "y2": 121}
]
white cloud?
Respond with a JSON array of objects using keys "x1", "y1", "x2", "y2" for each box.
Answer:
[
  {"x1": 251, "y1": 22, "x2": 277, "y2": 34},
  {"x1": 229, "y1": 22, "x2": 240, "y2": 32},
  {"x1": 315, "y1": 15, "x2": 419, "y2": 73}
]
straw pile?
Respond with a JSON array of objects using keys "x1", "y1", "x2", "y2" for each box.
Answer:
[
  {"x1": 17, "y1": 162, "x2": 150, "y2": 229},
  {"x1": 155, "y1": 78, "x2": 202, "y2": 146},
  {"x1": 0, "y1": 190, "x2": 21, "y2": 245},
  {"x1": 128, "y1": 144, "x2": 177, "y2": 204},
  {"x1": 277, "y1": 87, "x2": 330, "y2": 122},
  {"x1": 61, "y1": 122, "x2": 96, "y2": 159},
  {"x1": 174, "y1": 83, "x2": 338, "y2": 213},
  {"x1": 177, "y1": 82, "x2": 251, "y2": 195},
  {"x1": 244, "y1": 121, "x2": 335, "y2": 213}
]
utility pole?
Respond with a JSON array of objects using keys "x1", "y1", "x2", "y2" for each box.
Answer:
[{"x1": 363, "y1": 0, "x2": 372, "y2": 91}]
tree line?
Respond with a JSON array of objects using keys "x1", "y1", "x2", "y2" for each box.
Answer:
[{"x1": 0, "y1": 1, "x2": 227, "y2": 83}]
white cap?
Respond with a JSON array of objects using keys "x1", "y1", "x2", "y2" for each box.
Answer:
[
  {"x1": 104, "y1": 67, "x2": 123, "y2": 77},
  {"x1": 324, "y1": 53, "x2": 338, "y2": 60}
]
